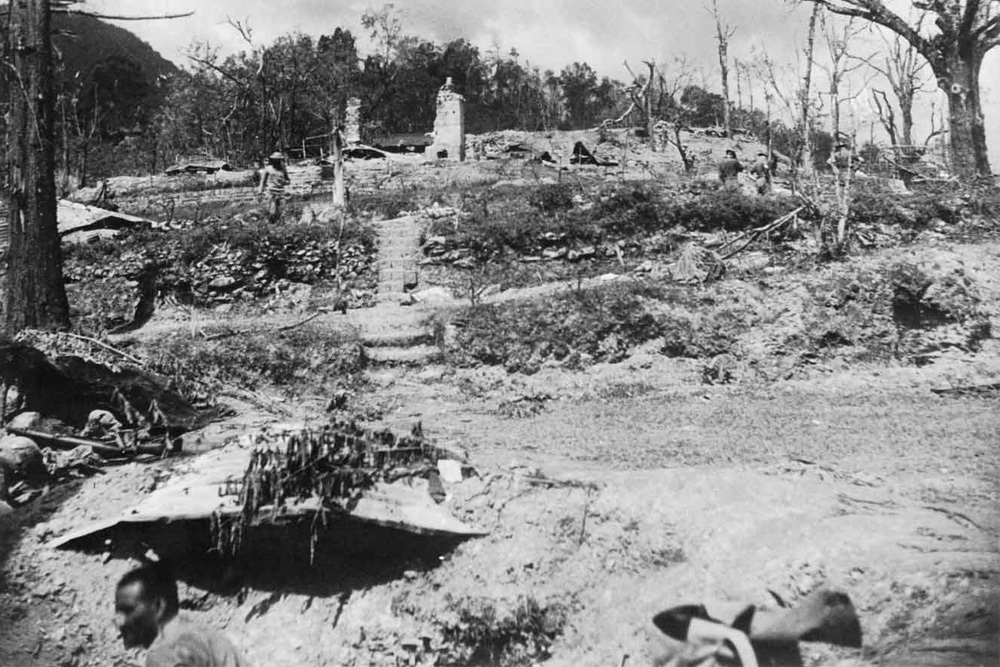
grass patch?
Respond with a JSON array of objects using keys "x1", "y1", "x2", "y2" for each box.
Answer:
[
  {"x1": 141, "y1": 325, "x2": 367, "y2": 399},
  {"x1": 436, "y1": 595, "x2": 569, "y2": 666}
]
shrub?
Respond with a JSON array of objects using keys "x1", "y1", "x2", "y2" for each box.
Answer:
[
  {"x1": 437, "y1": 595, "x2": 569, "y2": 666},
  {"x1": 671, "y1": 187, "x2": 802, "y2": 233},
  {"x1": 528, "y1": 183, "x2": 575, "y2": 213},
  {"x1": 593, "y1": 184, "x2": 666, "y2": 236},
  {"x1": 448, "y1": 282, "x2": 665, "y2": 373},
  {"x1": 659, "y1": 306, "x2": 757, "y2": 358},
  {"x1": 144, "y1": 326, "x2": 367, "y2": 398}
]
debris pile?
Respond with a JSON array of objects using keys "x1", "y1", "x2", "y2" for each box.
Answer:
[
  {"x1": 212, "y1": 421, "x2": 465, "y2": 557},
  {"x1": 0, "y1": 341, "x2": 211, "y2": 509}
]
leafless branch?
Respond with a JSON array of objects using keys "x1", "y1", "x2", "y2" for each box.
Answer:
[{"x1": 51, "y1": 8, "x2": 194, "y2": 21}]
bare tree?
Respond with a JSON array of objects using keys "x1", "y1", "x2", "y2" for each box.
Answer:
[
  {"x1": 623, "y1": 59, "x2": 660, "y2": 150},
  {"x1": 804, "y1": 0, "x2": 999, "y2": 177},
  {"x1": 871, "y1": 88, "x2": 900, "y2": 148},
  {"x1": 660, "y1": 55, "x2": 699, "y2": 172},
  {"x1": 818, "y1": 14, "x2": 869, "y2": 140},
  {"x1": 708, "y1": 0, "x2": 736, "y2": 137},
  {"x1": 799, "y1": 3, "x2": 822, "y2": 175},
  {"x1": 854, "y1": 28, "x2": 932, "y2": 149}
]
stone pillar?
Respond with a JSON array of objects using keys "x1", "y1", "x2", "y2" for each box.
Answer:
[
  {"x1": 426, "y1": 77, "x2": 465, "y2": 161},
  {"x1": 344, "y1": 97, "x2": 362, "y2": 145}
]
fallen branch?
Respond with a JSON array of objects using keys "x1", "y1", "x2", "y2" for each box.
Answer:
[
  {"x1": 7, "y1": 427, "x2": 169, "y2": 458},
  {"x1": 522, "y1": 475, "x2": 599, "y2": 491},
  {"x1": 276, "y1": 312, "x2": 321, "y2": 332},
  {"x1": 204, "y1": 312, "x2": 322, "y2": 341},
  {"x1": 63, "y1": 333, "x2": 144, "y2": 366},
  {"x1": 719, "y1": 206, "x2": 805, "y2": 260}
]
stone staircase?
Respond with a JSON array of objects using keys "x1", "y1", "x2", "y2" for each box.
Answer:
[
  {"x1": 362, "y1": 215, "x2": 439, "y2": 365},
  {"x1": 375, "y1": 215, "x2": 423, "y2": 302}
]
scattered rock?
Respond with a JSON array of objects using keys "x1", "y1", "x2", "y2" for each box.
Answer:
[
  {"x1": 209, "y1": 275, "x2": 238, "y2": 290},
  {"x1": 6, "y1": 411, "x2": 43, "y2": 431},
  {"x1": 0, "y1": 435, "x2": 44, "y2": 475}
]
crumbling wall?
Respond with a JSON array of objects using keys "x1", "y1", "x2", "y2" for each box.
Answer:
[{"x1": 426, "y1": 78, "x2": 466, "y2": 162}]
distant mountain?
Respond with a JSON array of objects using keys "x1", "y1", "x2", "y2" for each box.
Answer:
[
  {"x1": 49, "y1": 14, "x2": 179, "y2": 136},
  {"x1": 52, "y1": 13, "x2": 178, "y2": 88}
]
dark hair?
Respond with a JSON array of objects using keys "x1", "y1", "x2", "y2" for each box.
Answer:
[
  {"x1": 725, "y1": 149, "x2": 737, "y2": 157},
  {"x1": 117, "y1": 562, "x2": 179, "y2": 616}
]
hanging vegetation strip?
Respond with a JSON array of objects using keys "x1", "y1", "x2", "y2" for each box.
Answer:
[{"x1": 211, "y1": 419, "x2": 453, "y2": 558}]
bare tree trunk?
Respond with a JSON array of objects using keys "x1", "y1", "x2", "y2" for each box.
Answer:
[
  {"x1": 830, "y1": 76, "x2": 841, "y2": 140},
  {"x1": 331, "y1": 124, "x2": 345, "y2": 208},
  {"x1": 710, "y1": 0, "x2": 734, "y2": 138},
  {"x1": 5, "y1": 0, "x2": 70, "y2": 335},
  {"x1": 899, "y1": 102, "x2": 914, "y2": 148},
  {"x1": 872, "y1": 89, "x2": 900, "y2": 160},
  {"x1": 734, "y1": 58, "x2": 743, "y2": 111},
  {"x1": 646, "y1": 61, "x2": 656, "y2": 151},
  {"x1": 939, "y1": 49, "x2": 989, "y2": 177},
  {"x1": 798, "y1": 3, "x2": 820, "y2": 176}
]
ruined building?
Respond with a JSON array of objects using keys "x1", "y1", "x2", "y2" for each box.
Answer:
[
  {"x1": 344, "y1": 97, "x2": 362, "y2": 146},
  {"x1": 426, "y1": 78, "x2": 465, "y2": 161}
]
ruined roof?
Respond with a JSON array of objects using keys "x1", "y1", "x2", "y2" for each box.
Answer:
[{"x1": 49, "y1": 423, "x2": 485, "y2": 551}]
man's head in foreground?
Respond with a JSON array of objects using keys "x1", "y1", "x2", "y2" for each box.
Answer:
[{"x1": 115, "y1": 563, "x2": 179, "y2": 649}]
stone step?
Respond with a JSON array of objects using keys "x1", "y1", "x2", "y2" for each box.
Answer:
[
  {"x1": 375, "y1": 253, "x2": 420, "y2": 269},
  {"x1": 365, "y1": 344, "x2": 441, "y2": 366},
  {"x1": 378, "y1": 237, "x2": 418, "y2": 243},
  {"x1": 361, "y1": 328, "x2": 436, "y2": 348}
]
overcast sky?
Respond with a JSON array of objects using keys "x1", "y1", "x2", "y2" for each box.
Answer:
[{"x1": 86, "y1": 0, "x2": 998, "y2": 165}]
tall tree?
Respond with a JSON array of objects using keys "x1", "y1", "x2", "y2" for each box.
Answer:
[
  {"x1": 855, "y1": 28, "x2": 932, "y2": 148},
  {"x1": 799, "y1": 3, "x2": 821, "y2": 175},
  {"x1": 804, "y1": 0, "x2": 999, "y2": 177},
  {"x1": 5, "y1": 0, "x2": 71, "y2": 333},
  {"x1": 708, "y1": 0, "x2": 736, "y2": 137},
  {"x1": 818, "y1": 14, "x2": 868, "y2": 140}
]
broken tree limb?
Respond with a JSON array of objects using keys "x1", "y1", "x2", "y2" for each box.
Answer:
[
  {"x1": 8, "y1": 427, "x2": 172, "y2": 459},
  {"x1": 63, "y1": 333, "x2": 144, "y2": 366},
  {"x1": 717, "y1": 206, "x2": 806, "y2": 252},
  {"x1": 6, "y1": 427, "x2": 129, "y2": 457},
  {"x1": 719, "y1": 206, "x2": 805, "y2": 260},
  {"x1": 277, "y1": 312, "x2": 321, "y2": 332},
  {"x1": 522, "y1": 475, "x2": 600, "y2": 491},
  {"x1": 205, "y1": 312, "x2": 322, "y2": 341}
]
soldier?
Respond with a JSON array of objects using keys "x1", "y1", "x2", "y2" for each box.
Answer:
[
  {"x1": 115, "y1": 562, "x2": 250, "y2": 667},
  {"x1": 717, "y1": 149, "x2": 744, "y2": 186},
  {"x1": 749, "y1": 152, "x2": 772, "y2": 195},
  {"x1": 257, "y1": 151, "x2": 290, "y2": 224},
  {"x1": 827, "y1": 142, "x2": 862, "y2": 205}
]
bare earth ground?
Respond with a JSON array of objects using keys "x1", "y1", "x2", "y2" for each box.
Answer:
[{"x1": 1, "y1": 240, "x2": 998, "y2": 666}]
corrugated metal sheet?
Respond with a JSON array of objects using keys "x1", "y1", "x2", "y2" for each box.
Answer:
[{"x1": 49, "y1": 434, "x2": 486, "y2": 550}]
